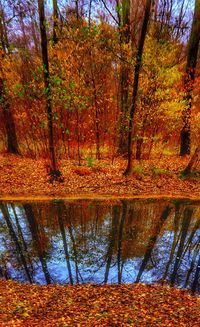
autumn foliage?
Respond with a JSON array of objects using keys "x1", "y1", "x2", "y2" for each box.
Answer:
[
  {"x1": 0, "y1": 0, "x2": 200, "y2": 168},
  {"x1": 0, "y1": 280, "x2": 199, "y2": 326}
]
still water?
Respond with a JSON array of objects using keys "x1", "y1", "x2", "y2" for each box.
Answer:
[{"x1": 0, "y1": 199, "x2": 199, "y2": 293}]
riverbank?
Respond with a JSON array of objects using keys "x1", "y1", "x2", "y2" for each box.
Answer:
[
  {"x1": 0, "y1": 280, "x2": 199, "y2": 326},
  {"x1": 0, "y1": 154, "x2": 200, "y2": 200}
]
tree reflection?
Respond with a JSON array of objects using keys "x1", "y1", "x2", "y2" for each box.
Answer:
[
  {"x1": 56, "y1": 201, "x2": 73, "y2": 284},
  {"x1": 0, "y1": 204, "x2": 33, "y2": 283},
  {"x1": 136, "y1": 205, "x2": 172, "y2": 283},
  {"x1": 23, "y1": 204, "x2": 51, "y2": 284},
  {"x1": 0, "y1": 199, "x2": 199, "y2": 293}
]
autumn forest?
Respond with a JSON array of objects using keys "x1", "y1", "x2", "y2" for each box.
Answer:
[
  {"x1": 0, "y1": 0, "x2": 200, "y2": 326},
  {"x1": 0, "y1": 0, "x2": 199, "y2": 175}
]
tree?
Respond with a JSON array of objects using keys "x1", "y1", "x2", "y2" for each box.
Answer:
[
  {"x1": 0, "y1": 3, "x2": 20, "y2": 154},
  {"x1": 117, "y1": 0, "x2": 131, "y2": 155},
  {"x1": 52, "y1": 0, "x2": 59, "y2": 45},
  {"x1": 180, "y1": 0, "x2": 200, "y2": 156},
  {"x1": 183, "y1": 145, "x2": 200, "y2": 175},
  {"x1": 37, "y1": 0, "x2": 60, "y2": 178},
  {"x1": 124, "y1": 0, "x2": 152, "y2": 175}
]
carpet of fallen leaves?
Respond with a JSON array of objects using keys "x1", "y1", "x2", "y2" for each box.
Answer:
[
  {"x1": 0, "y1": 280, "x2": 199, "y2": 326},
  {"x1": 0, "y1": 154, "x2": 200, "y2": 199}
]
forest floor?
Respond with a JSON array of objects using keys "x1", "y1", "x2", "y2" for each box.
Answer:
[
  {"x1": 0, "y1": 154, "x2": 200, "y2": 200},
  {"x1": 0, "y1": 280, "x2": 199, "y2": 326}
]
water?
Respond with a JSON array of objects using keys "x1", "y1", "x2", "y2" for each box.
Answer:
[{"x1": 0, "y1": 199, "x2": 199, "y2": 293}]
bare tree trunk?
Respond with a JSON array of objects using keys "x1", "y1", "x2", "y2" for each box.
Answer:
[
  {"x1": 183, "y1": 145, "x2": 200, "y2": 175},
  {"x1": 52, "y1": 0, "x2": 59, "y2": 44},
  {"x1": 180, "y1": 0, "x2": 200, "y2": 156},
  {"x1": 117, "y1": 0, "x2": 131, "y2": 155},
  {"x1": 75, "y1": 0, "x2": 79, "y2": 19},
  {"x1": 124, "y1": 0, "x2": 152, "y2": 175},
  {"x1": 0, "y1": 6, "x2": 20, "y2": 154},
  {"x1": 38, "y1": 0, "x2": 58, "y2": 173},
  {"x1": 29, "y1": 7, "x2": 40, "y2": 55}
]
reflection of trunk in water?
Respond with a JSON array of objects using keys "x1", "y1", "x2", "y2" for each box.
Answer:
[
  {"x1": 23, "y1": 204, "x2": 51, "y2": 284},
  {"x1": 136, "y1": 206, "x2": 172, "y2": 283},
  {"x1": 0, "y1": 204, "x2": 33, "y2": 283},
  {"x1": 163, "y1": 203, "x2": 182, "y2": 280},
  {"x1": 66, "y1": 204, "x2": 83, "y2": 283},
  {"x1": 57, "y1": 203, "x2": 73, "y2": 284},
  {"x1": 170, "y1": 208, "x2": 193, "y2": 286},
  {"x1": 184, "y1": 238, "x2": 200, "y2": 288},
  {"x1": 11, "y1": 204, "x2": 34, "y2": 274},
  {"x1": 117, "y1": 202, "x2": 128, "y2": 284},
  {"x1": 104, "y1": 205, "x2": 119, "y2": 284},
  {"x1": 191, "y1": 252, "x2": 200, "y2": 293},
  {"x1": 0, "y1": 256, "x2": 10, "y2": 280},
  {"x1": 11, "y1": 204, "x2": 28, "y2": 252},
  {"x1": 180, "y1": 218, "x2": 200, "y2": 262}
]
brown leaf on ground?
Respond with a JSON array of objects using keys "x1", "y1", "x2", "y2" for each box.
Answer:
[
  {"x1": 0, "y1": 154, "x2": 199, "y2": 199},
  {"x1": 0, "y1": 280, "x2": 199, "y2": 326}
]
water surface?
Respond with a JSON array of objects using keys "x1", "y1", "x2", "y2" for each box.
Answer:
[{"x1": 0, "y1": 199, "x2": 199, "y2": 293}]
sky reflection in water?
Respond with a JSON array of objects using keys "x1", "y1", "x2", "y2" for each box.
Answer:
[{"x1": 0, "y1": 199, "x2": 199, "y2": 293}]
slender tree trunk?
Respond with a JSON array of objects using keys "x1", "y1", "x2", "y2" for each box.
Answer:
[
  {"x1": 38, "y1": 0, "x2": 57, "y2": 172},
  {"x1": 88, "y1": 0, "x2": 92, "y2": 28},
  {"x1": 117, "y1": 0, "x2": 130, "y2": 155},
  {"x1": 0, "y1": 7, "x2": 20, "y2": 154},
  {"x1": 75, "y1": 0, "x2": 79, "y2": 19},
  {"x1": 29, "y1": 8, "x2": 40, "y2": 55},
  {"x1": 124, "y1": 0, "x2": 152, "y2": 175},
  {"x1": 52, "y1": 0, "x2": 59, "y2": 45},
  {"x1": 0, "y1": 77, "x2": 20, "y2": 154},
  {"x1": 90, "y1": 58, "x2": 100, "y2": 159},
  {"x1": 183, "y1": 145, "x2": 200, "y2": 175},
  {"x1": 180, "y1": 0, "x2": 200, "y2": 156}
]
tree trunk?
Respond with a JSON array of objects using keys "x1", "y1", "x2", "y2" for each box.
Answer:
[
  {"x1": 124, "y1": 0, "x2": 152, "y2": 175},
  {"x1": 38, "y1": 0, "x2": 57, "y2": 173},
  {"x1": 180, "y1": 0, "x2": 200, "y2": 156},
  {"x1": 52, "y1": 0, "x2": 59, "y2": 44},
  {"x1": 0, "y1": 6, "x2": 20, "y2": 154},
  {"x1": 117, "y1": 0, "x2": 130, "y2": 155},
  {"x1": 0, "y1": 77, "x2": 20, "y2": 154},
  {"x1": 183, "y1": 145, "x2": 200, "y2": 175}
]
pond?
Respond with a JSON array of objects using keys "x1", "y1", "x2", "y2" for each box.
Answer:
[{"x1": 0, "y1": 199, "x2": 199, "y2": 293}]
